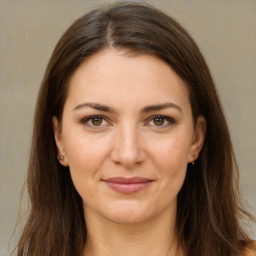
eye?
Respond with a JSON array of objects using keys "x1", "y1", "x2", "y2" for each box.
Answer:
[
  {"x1": 90, "y1": 117, "x2": 104, "y2": 126},
  {"x1": 152, "y1": 117, "x2": 165, "y2": 126},
  {"x1": 81, "y1": 115, "x2": 110, "y2": 128},
  {"x1": 147, "y1": 115, "x2": 175, "y2": 128}
]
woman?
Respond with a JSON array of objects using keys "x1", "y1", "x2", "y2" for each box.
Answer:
[{"x1": 16, "y1": 2, "x2": 255, "y2": 256}]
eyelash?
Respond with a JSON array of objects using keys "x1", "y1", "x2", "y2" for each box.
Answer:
[
  {"x1": 80, "y1": 115, "x2": 176, "y2": 128},
  {"x1": 147, "y1": 115, "x2": 176, "y2": 128},
  {"x1": 81, "y1": 115, "x2": 110, "y2": 128}
]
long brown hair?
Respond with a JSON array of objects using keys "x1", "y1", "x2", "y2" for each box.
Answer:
[{"x1": 16, "y1": 2, "x2": 255, "y2": 255}]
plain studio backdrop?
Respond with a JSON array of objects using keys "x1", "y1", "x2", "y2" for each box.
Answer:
[{"x1": 0, "y1": 0, "x2": 255, "y2": 254}]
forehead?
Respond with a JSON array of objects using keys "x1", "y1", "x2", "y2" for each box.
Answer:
[{"x1": 65, "y1": 49, "x2": 191, "y2": 112}]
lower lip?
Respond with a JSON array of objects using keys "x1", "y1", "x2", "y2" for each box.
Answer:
[{"x1": 104, "y1": 181, "x2": 152, "y2": 194}]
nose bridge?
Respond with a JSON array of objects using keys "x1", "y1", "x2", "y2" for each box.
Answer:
[{"x1": 110, "y1": 122, "x2": 145, "y2": 168}]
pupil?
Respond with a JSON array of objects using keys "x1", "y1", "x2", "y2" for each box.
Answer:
[
  {"x1": 92, "y1": 118, "x2": 102, "y2": 126},
  {"x1": 154, "y1": 117, "x2": 164, "y2": 126}
]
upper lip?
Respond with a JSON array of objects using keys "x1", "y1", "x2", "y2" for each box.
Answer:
[{"x1": 103, "y1": 177, "x2": 153, "y2": 184}]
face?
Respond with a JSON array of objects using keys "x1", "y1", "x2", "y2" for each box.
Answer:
[{"x1": 53, "y1": 49, "x2": 205, "y2": 224}]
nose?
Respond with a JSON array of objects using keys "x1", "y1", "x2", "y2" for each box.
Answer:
[{"x1": 109, "y1": 125, "x2": 146, "y2": 169}]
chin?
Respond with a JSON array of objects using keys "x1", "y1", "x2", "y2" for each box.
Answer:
[
  {"x1": 105, "y1": 211, "x2": 151, "y2": 225},
  {"x1": 99, "y1": 200, "x2": 157, "y2": 224}
]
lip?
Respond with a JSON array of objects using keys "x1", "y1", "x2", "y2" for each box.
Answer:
[{"x1": 103, "y1": 176, "x2": 153, "y2": 194}]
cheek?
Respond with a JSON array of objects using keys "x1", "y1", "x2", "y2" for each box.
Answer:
[
  {"x1": 62, "y1": 132, "x2": 111, "y2": 186},
  {"x1": 64, "y1": 130, "x2": 110, "y2": 164},
  {"x1": 153, "y1": 135, "x2": 191, "y2": 169},
  {"x1": 151, "y1": 135, "x2": 190, "y2": 191}
]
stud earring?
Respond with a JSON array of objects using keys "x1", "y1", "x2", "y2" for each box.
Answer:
[
  {"x1": 57, "y1": 155, "x2": 64, "y2": 161},
  {"x1": 192, "y1": 154, "x2": 197, "y2": 165}
]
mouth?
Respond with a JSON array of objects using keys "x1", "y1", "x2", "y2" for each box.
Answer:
[{"x1": 103, "y1": 177, "x2": 153, "y2": 194}]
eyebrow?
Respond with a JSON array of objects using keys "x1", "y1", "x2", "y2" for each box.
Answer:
[
  {"x1": 73, "y1": 103, "x2": 116, "y2": 112},
  {"x1": 141, "y1": 103, "x2": 182, "y2": 113},
  {"x1": 73, "y1": 102, "x2": 182, "y2": 113}
]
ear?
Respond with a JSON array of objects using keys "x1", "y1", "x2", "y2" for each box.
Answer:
[
  {"x1": 188, "y1": 115, "x2": 206, "y2": 163},
  {"x1": 52, "y1": 116, "x2": 69, "y2": 167}
]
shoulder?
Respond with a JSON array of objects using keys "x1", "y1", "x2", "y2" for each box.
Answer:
[{"x1": 242, "y1": 240, "x2": 256, "y2": 256}]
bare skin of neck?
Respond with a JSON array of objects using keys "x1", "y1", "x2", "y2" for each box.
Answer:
[{"x1": 82, "y1": 203, "x2": 184, "y2": 256}]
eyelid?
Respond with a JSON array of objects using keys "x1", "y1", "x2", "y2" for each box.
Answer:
[
  {"x1": 80, "y1": 114, "x2": 176, "y2": 128},
  {"x1": 80, "y1": 115, "x2": 111, "y2": 128},
  {"x1": 146, "y1": 115, "x2": 176, "y2": 127}
]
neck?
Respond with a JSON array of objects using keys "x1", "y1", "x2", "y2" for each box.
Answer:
[{"x1": 82, "y1": 205, "x2": 183, "y2": 256}]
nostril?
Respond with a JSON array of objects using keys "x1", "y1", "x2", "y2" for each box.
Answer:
[
  {"x1": 109, "y1": 128, "x2": 146, "y2": 168},
  {"x1": 109, "y1": 145, "x2": 146, "y2": 168}
]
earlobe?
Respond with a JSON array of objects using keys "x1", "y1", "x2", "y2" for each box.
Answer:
[
  {"x1": 188, "y1": 115, "x2": 206, "y2": 164},
  {"x1": 52, "y1": 116, "x2": 69, "y2": 167}
]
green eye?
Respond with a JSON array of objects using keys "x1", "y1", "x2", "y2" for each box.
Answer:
[
  {"x1": 153, "y1": 117, "x2": 165, "y2": 126},
  {"x1": 91, "y1": 117, "x2": 103, "y2": 126}
]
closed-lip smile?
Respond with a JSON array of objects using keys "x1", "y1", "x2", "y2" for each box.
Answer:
[{"x1": 103, "y1": 176, "x2": 153, "y2": 194}]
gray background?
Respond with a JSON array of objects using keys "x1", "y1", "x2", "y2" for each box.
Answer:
[{"x1": 0, "y1": 0, "x2": 255, "y2": 254}]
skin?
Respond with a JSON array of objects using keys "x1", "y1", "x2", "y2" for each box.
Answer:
[{"x1": 53, "y1": 49, "x2": 206, "y2": 256}]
